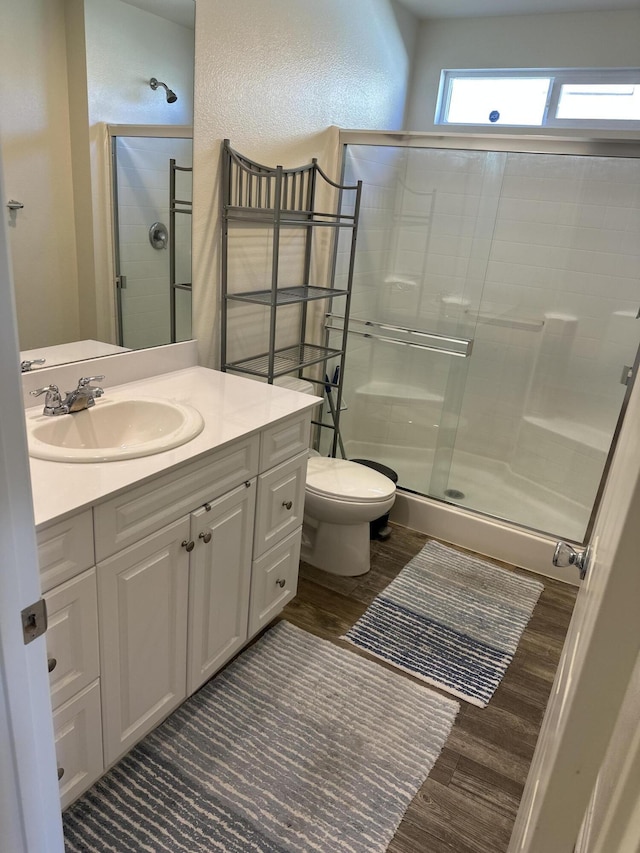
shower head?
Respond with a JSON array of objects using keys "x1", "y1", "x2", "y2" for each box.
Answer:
[{"x1": 149, "y1": 77, "x2": 178, "y2": 104}]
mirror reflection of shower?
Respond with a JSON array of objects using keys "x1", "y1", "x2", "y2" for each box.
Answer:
[
  {"x1": 111, "y1": 131, "x2": 192, "y2": 351},
  {"x1": 149, "y1": 77, "x2": 178, "y2": 103}
]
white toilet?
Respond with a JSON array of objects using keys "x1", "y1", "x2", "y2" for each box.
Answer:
[
  {"x1": 301, "y1": 456, "x2": 396, "y2": 576},
  {"x1": 271, "y1": 375, "x2": 397, "y2": 576}
]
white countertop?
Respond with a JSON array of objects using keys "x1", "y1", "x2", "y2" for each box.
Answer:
[
  {"x1": 21, "y1": 339, "x2": 130, "y2": 369},
  {"x1": 28, "y1": 366, "x2": 322, "y2": 529}
]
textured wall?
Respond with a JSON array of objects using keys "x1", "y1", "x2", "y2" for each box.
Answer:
[
  {"x1": 405, "y1": 9, "x2": 640, "y2": 132},
  {"x1": 191, "y1": 0, "x2": 416, "y2": 368}
]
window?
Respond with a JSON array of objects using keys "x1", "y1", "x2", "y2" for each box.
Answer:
[{"x1": 435, "y1": 68, "x2": 640, "y2": 129}]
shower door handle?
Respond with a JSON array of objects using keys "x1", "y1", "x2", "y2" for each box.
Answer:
[{"x1": 552, "y1": 541, "x2": 590, "y2": 580}]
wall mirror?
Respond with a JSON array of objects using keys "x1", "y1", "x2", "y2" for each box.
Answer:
[{"x1": 2, "y1": 0, "x2": 195, "y2": 372}]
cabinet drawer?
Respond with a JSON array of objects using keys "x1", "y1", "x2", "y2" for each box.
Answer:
[
  {"x1": 248, "y1": 528, "x2": 301, "y2": 638},
  {"x1": 37, "y1": 510, "x2": 94, "y2": 593},
  {"x1": 260, "y1": 411, "x2": 312, "y2": 472},
  {"x1": 53, "y1": 680, "x2": 103, "y2": 811},
  {"x1": 94, "y1": 435, "x2": 259, "y2": 560},
  {"x1": 45, "y1": 568, "x2": 99, "y2": 711},
  {"x1": 254, "y1": 451, "x2": 307, "y2": 558}
]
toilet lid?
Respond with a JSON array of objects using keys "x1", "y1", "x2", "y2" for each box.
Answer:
[{"x1": 306, "y1": 457, "x2": 396, "y2": 503}]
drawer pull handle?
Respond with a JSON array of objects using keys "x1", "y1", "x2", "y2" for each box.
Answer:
[
  {"x1": 181, "y1": 539, "x2": 195, "y2": 552},
  {"x1": 199, "y1": 532, "x2": 212, "y2": 544},
  {"x1": 276, "y1": 578, "x2": 286, "y2": 588},
  {"x1": 245, "y1": 480, "x2": 251, "y2": 488},
  {"x1": 282, "y1": 500, "x2": 293, "y2": 511},
  {"x1": 47, "y1": 657, "x2": 57, "y2": 673},
  {"x1": 57, "y1": 767, "x2": 65, "y2": 781}
]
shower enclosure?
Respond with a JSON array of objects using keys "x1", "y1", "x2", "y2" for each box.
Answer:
[
  {"x1": 328, "y1": 133, "x2": 640, "y2": 545},
  {"x1": 110, "y1": 127, "x2": 193, "y2": 350}
]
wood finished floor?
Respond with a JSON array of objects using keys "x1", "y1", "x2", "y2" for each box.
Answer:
[{"x1": 279, "y1": 524, "x2": 577, "y2": 853}]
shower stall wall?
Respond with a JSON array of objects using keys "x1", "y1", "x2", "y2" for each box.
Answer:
[{"x1": 330, "y1": 133, "x2": 640, "y2": 548}]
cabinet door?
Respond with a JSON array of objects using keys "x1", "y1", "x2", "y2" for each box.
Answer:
[
  {"x1": 44, "y1": 568, "x2": 99, "y2": 711},
  {"x1": 248, "y1": 528, "x2": 301, "y2": 638},
  {"x1": 188, "y1": 482, "x2": 255, "y2": 695},
  {"x1": 254, "y1": 451, "x2": 307, "y2": 558},
  {"x1": 98, "y1": 517, "x2": 190, "y2": 767}
]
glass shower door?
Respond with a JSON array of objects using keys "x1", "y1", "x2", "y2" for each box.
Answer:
[
  {"x1": 340, "y1": 140, "x2": 640, "y2": 544},
  {"x1": 440, "y1": 150, "x2": 640, "y2": 541},
  {"x1": 334, "y1": 143, "x2": 504, "y2": 495}
]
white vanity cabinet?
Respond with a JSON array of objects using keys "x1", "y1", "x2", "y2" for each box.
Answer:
[{"x1": 35, "y1": 407, "x2": 312, "y2": 804}]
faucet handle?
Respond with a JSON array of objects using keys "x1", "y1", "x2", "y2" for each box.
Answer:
[
  {"x1": 77, "y1": 376, "x2": 105, "y2": 398},
  {"x1": 77, "y1": 375, "x2": 105, "y2": 387},
  {"x1": 30, "y1": 384, "x2": 60, "y2": 399},
  {"x1": 21, "y1": 358, "x2": 46, "y2": 372},
  {"x1": 30, "y1": 385, "x2": 69, "y2": 416}
]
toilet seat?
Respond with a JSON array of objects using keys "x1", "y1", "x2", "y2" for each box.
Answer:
[{"x1": 306, "y1": 457, "x2": 396, "y2": 504}]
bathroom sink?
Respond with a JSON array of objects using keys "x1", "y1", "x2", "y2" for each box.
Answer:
[{"x1": 26, "y1": 397, "x2": 205, "y2": 463}]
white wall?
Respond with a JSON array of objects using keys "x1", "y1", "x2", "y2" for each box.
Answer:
[
  {"x1": 406, "y1": 10, "x2": 640, "y2": 132},
  {"x1": 0, "y1": 0, "x2": 80, "y2": 351},
  {"x1": 191, "y1": 0, "x2": 417, "y2": 368}
]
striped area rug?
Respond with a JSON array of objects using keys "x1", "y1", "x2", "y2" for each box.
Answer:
[
  {"x1": 343, "y1": 540, "x2": 544, "y2": 708},
  {"x1": 63, "y1": 621, "x2": 459, "y2": 852}
]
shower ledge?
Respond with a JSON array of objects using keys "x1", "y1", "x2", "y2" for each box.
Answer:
[
  {"x1": 522, "y1": 415, "x2": 609, "y2": 454},
  {"x1": 355, "y1": 380, "x2": 444, "y2": 404}
]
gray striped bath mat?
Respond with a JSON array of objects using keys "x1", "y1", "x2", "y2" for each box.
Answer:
[
  {"x1": 63, "y1": 621, "x2": 459, "y2": 852},
  {"x1": 343, "y1": 540, "x2": 544, "y2": 708}
]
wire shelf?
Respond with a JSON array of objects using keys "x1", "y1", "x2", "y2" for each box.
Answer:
[
  {"x1": 225, "y1": 206, "x2": 356, "y2": 228},
  {"x1": 226, "y1": 285, "x2": 348, "y2": 307},
  {"x1": 225, "y1": 343, "x2": 343, "y2": 379}
]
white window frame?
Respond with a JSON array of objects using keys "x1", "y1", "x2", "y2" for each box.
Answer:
[{"x1": 435, "y1": 68, "x2": 640, "y2": 130}]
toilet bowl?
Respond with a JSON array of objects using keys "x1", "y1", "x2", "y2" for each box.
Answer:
[
  {"x1": 262, "y1": 375, "x2": 397, "y2": 576},
  {"x1": 301, "y1": 456, "x2": 396, "y2": 576}
]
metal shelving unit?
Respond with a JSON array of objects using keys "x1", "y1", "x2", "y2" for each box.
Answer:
[{"x1": 220, "y1": 139, "x2": 362, "y2": 456}]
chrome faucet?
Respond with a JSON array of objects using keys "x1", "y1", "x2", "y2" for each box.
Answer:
[{"x1": 30, "y1": 376, "x2": 105, "y2": 416}]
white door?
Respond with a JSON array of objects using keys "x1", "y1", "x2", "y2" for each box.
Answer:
[
  {"x1": 187, "y1": 482, "x2": 255, "y2": 695},
  {"x1": 0, "y1": 159, "x2": 64, "y2": 851},
  {"x1": 510, "y1": 372, "x2": 640, "y2": 851}
]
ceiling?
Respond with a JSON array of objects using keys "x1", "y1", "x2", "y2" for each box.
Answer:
[
  {"x1": 118, "y1": 0, "x2": 194, "y2": 29},
  {"x1": 395, "y1": 0, "x2": 639, "y2": 18}
]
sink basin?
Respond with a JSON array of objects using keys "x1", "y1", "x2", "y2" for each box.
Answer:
[{"x1": 27, "y1": 397, "x2": 205, "y2": 463}]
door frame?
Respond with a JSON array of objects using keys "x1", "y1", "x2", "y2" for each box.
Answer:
[{"x1": 0, "y1": 156, "x2": 64, "y2": 851}]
